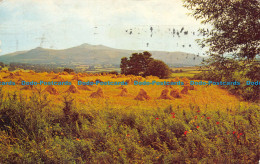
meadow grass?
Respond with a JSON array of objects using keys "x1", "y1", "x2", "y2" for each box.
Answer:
[{"x1": 0, "y1": 89, "x2": 259, "y2": 163}]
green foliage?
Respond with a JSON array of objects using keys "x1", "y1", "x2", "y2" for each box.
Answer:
[
  {"x1": 183, "y1": 0, "x2": 260, "y2": 60},
  {"x1": 0, "y1": 62, "x2": 4, "y2": 68},
  {"x1": 63, "y1": 68, "x2": 74, "y2": 74},
  {"x1": 109, "y1": 71, "x2": 119, "y2": 75},
  {"x1": 145, "y1": 60, "x2": 171, "y2": 79},
  {"x1": 121, "y1": 51, "x2": 153, "y2": 76},
  {"x1": 0, "y1": 90, "x2": 259, "y2": 163},
  {"x1": 194, "y1": 60, "x2": 260, "y2": 101},
  {"x1": 120, "y1": 51, "x2": 170, "y2": 78},
  {"x1": 184, "y1": 0, "x2": 260, "y2": 101},
  {"x1": 120, "y1": 57, "x2": 128, "y2": 75}
]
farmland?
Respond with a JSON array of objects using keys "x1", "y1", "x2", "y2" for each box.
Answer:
[{"x1": 0, "y1": 70, "x2": 259, "y2": 163}]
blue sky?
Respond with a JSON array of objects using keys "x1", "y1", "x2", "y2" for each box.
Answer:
[{"x1": 0, "y1": 0, "x2": 208, "y2": 55}]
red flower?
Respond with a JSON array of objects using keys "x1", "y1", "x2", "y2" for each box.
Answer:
[
  {"x1": 197, "y1": 110, "x2": 200, "y2": 113},
  {"x1": 233, "y1": 131, "x2": 236, "y2": 134},
  {"x1": 126, "y1": 134, "x2": 130, "y2": 137},
  {"x1": 171, "y1": 112, "x2": 175, "y2": 115},
  {"x1": 201, "y1": 116, "x2": 204, "y2": 118},
  {"x1": 239, "y1": 133, "x2": 243, "y2": 136},
  {"x1": 184, "y1": 131, "x2": 188, "y2": 135},
  {"x1": 118, "y1": 148, "x2": 123, "y2": 151},
  {"x1": 196, "y1": 126, "x2": 199, "y2": 129},
  {"x1": 156, "y1": 117, "x2": 159, "y2": 120},
  {"x1": 172, "y1": 115, "x2": 175, "y2": 118},
  {"x1": 194, "y1": 116, "x2": 197, "y2": 119},
  {"x1": 216, "y1": 122, "x2": 220, "y2": 125},
  {"x1": 237, "y1": 135, "x2": 240, "y2": 139},
  {"x1": 207, "y1": 117, "x2": 211, "y2": 119},
  {"x1": 108, "y1": 125, "x2": 112, "y2": 128}
]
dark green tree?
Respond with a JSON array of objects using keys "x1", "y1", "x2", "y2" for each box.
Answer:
[
  {"x1": 184, "y1": 0, "x2": 260, "y2": 101},
  {"x1": 120, "y1": 51, "x2": 170, "y2": 78},
  {"x1": 145, "y1": 60, "x2": 171, "y2": 79},
  {"x1": 120, "y1": 57, "x2": 128, "y2": 74},
  {"x1": 183, "y1": 0, "x2": 260, "y2": 61},
  {"x1": 122, "y1": 51, "x2": 153, "y2": 76}
]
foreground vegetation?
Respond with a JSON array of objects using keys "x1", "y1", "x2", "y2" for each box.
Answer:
[{"x1": 0, "y1": 88, "x2": 259, "y2": 163}]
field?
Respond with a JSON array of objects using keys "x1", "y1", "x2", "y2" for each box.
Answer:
[
  {"x1": 0, "y1": 70, "x2": 259, "y2": 163},
  {"x1": 171, "y1": 67, "x2": 201, "y2": 78}
]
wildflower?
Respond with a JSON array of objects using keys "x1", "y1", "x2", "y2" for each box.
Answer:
[
  {"x1": 194, "y1": 116, "x2": 197, "y2": 119},
  {"x1": 156, "y1": 117, "x2": 159, "y2": 120},
  {"x1": 172, "y1": 115, "x2": 175, "y2": 118},
  {"x1": 233, "y1": 131, "x2": 236, "y2": 134},
  {"x1": 197, "y1": 110, "x2": 200, "y2": 113},
  {"x1": 108, "y1": 125, "x2": 111, "y2": 128},
  {"x1": 184, "y1": 131, "x2": 188, "y2": 135},
  {"x1": 196, "y1": 126, "x2": 199, "y2": 129},
  {"x1": 239, "y1": 133, "x2": 243, "y2": 136},
  {"x1": 126, "y1": 134, "x2": 130, "y2": 137},
  {"x1": 45, "y1": 150, "x2": 49, "y2": 153},
  {"x1": 76, "y1": 138, "x2": 80, "y2": 141},
  {"x1": 207, "y1": 117, "x2": 211, "y2": 119},
  {"x1": 118, "y1": 148, "x2": 123, "y2": 151},
  {"x1": 216, "y1": 122, "x2": 220, "y2": 125},
  {"x1": 171, "y1": 112, "x2": 175, "y2": 115},
  {"x1": 201, "y1": 115, "x2": 204, "y2": 118}
]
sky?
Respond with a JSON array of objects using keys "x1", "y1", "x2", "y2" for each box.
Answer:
[{"x1": 0, "y1": 0, "x2": 208, "y2": 55}]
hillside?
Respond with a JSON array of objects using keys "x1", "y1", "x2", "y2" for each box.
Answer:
[{"x1": 0, "y1": 43, "x2": 204, "y2": 66}]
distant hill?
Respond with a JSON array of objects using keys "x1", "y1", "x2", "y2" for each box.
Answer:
[{"x1": 0, "y1": 43, "x2": 204, "y2": 66}]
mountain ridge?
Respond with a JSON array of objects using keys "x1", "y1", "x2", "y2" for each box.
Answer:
[{"x1": 0, "y1": 44, "x2": 204, "y2": 66}]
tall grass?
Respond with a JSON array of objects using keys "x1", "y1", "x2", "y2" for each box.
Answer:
[{"x1": 0, "y1": 88, "x2": 259, "y2": 163}]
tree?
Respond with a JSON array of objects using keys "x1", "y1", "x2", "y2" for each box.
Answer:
[
  {"x1": 121, "y1": 51, "x2": 153, "y2": 76},
  {"x1": 120, "y1": 57, "x2": 128, "y2": 74},
  {"x1": 127, "y1": 51, "x2": 153, "y2": 76},
  {"x1": 145, "y1": 60, "x2": 171, "y2": 79},
  {"x1": 0, "y1": 62, "x2": 4, "y2": 68},
  {"x1": 183, "y1": 0, "x2": 260, "y2": 60},
  {"x1": 120, "y1": 51, "x2": 171, "y2": 78},
  {"x1": 184, "y1": 0, "x2": 260, "y2": 101}
]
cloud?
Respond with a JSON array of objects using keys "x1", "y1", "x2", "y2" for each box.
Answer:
[
  {"x1": 0, "y1": 0, "x2": 206, "y2": 54},
  {"x1": 1, "y1": 0, "x2": 200, "y2": 26}
]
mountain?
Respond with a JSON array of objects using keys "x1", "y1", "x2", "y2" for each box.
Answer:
[{"x1": 0, "y1": 44, "x2": 204, "y2": 66}]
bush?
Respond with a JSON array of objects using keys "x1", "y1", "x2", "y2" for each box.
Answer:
[
  {"x1": 63, "y1": 68, "x2": 74, "y2": 74},
  {"x1": 109, "y1": 71, "x2": 118, "y2": 75},
  {"x1": 193, "y1": 66, "x2": 259, "y2": 102}
]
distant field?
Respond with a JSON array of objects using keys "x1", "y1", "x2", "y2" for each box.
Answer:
[
  {"x1": 85, "y1": 68, "x2": 121, "y2": 73},
  {"x1": 171, "y1": 67, "x2": 201, "y2": 78}
]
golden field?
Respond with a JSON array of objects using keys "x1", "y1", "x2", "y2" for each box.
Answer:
[
  {"x1": 0, "y1": 70, "x2": 245, "y2": 112},
  {"x1": 0, "y1": 70, "x2": 259, "y2": 163}
]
